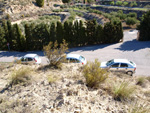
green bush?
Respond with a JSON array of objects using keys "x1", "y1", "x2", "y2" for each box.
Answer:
[
  {"x1": 127, "y1": 12, "x2": 137, "y2": 18},
  {"x1": 125, "y1": 17, "x2": 137, "y2": 26},
  {"x1": 116, "y1": 1, "x2": 122, "y2": 6},
  {"x1": 110, "y1": 1, "x2": 114, "y2": 5},
  {"x1": 83, "y1": 59, "x2": 108, "y2": 88},
  {"x1": 122, "y1": 2, "x2": 128, "y2": 6},
  {"x1": 36, "y1": 0, "x2": 44, "y2": 7},
  {"x1": 130, "y1": 1, "x2": 137, "y2": 7}
]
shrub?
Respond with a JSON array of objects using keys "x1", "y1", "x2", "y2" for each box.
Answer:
[
  {"x1": 10, "y1": 67, "x2": 32, "y2": 85},
  {"x1": 83, "y1": 59, "x2": 108, "y2": 88},
  {"x1": 36, "y1": 0, "x2": 44, "y2": 7},
  {"x1": 127, "y1": 12, "x2": 137, "y2": 18},
  {"x1": 130, "y1": 1, "x2": 137, "y2": 7},
  {"x1": 43, "y1": 40, "x2": 68, "y2": 68},
  {"x1": 116, "y1": 1, "x2": 122, "y2": 6},
  {"x1": 125, "y1": 17, "x2": 137, "y2": 26},
  {"x1": 111, "y1": 81, "x2": 135, "y2": 101},
  {"x1": 122, "y1": 2, "x2": 128, "y2": 6},
  {"x1": 110, "y1": 1, "x2": 114, "y2": 5}
]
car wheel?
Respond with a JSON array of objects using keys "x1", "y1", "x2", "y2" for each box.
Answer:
[{"x1": 126, "y1": 71, "x2": 133, "y2": 76}]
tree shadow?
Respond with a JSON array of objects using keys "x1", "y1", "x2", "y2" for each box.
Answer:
[
  {"x1": 68, "y1": 43, "x2": 117, "y2": 52},
  {"x1": 115, "y1": 39, "x2": 150, "y2": 51},
  {"x1": 0, "y1": 51, "x2": 44, "y2": 57}
]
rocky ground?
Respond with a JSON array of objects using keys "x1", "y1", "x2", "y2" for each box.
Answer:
[{"x1": 0, "y1": 63, "x2": 150, "y2": 113}]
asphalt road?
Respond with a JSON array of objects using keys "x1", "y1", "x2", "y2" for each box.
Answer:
[{"x1": 0, "y1": 30, "x2": 150, "y2": 76}]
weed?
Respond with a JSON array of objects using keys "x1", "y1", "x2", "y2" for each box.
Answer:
[
  {"x1": 146, "y1": 76, "x2": 150, "y2": 82},
  {"x1": 111, "y1": 81, "x2": 136, "y2": 101},
  {"x1": 83, "y1": 59, "x2": 108, "y2": 88}
]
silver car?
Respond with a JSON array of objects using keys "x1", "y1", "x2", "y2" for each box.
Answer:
[
  {"x1": 100, "y1": 59, "x2": 136, "y2": 76},
  {"x1": 16, "y1": 54, "x2": 41, "y2": 64}
]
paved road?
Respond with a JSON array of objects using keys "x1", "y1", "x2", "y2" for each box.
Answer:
[{"x1": 0, "y1": 30, "x2": 150, "y2": 76}]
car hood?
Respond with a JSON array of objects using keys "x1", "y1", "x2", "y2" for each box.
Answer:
[{"x1": 100, "y1": 62, "x2": 107, "y2": 68}]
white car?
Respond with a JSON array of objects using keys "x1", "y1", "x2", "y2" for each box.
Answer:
[
  {"x1": 17, "y1": 54, "x2": 41, "y2": 64},
  {"x1": 100, "y1": 59, "x2": 136, "y2": 76},
  {"x1": 66, "y1": 54, "x2": 87, "y2": 65}
]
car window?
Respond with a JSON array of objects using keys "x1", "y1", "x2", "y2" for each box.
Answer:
[
  {"x1": 27, "y1": 58, "x2": 33, "y2": 61},
  {"x1": 21, "y1": 57, "x2": 27, "y2": 62},
  {"x1": 79, "y1": 56, "x2": 85, "y2": 61},
  {"x1": 111, "y1": 63, "x2": 120, "y2": 67},
  {"x1": 120, "y1": 63, "x2": 128, "y2": 67},
  {"x1": 106, "y1": 59, "x2": 114, "y2": 66}
]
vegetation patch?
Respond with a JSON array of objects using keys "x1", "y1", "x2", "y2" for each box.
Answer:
[{"x1": 83, "y1": 59, "x2": 108, "y2": 88}]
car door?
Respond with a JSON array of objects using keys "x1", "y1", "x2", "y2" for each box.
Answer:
[
  {"x1": 120, "y1": 63, "x2": 129, "y2": 73},
  {"x1": 109, "y1": 63, "x2": 120, "y2": 72},
  {"x1": 27, "y1": 57, "x2": 34, "y2": 64}
]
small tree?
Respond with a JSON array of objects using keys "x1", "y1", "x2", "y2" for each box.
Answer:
[
  {"x1": 62, "y1": 0, "x2": 71, "y2": 4},
  {"x1": 43, "y1": 40, "x2": 68, "y2": 68},
  {"x1": 36, "y1": 0, "x2": 44, "y2": 7}
]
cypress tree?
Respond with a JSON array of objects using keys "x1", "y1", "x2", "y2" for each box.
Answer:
[
  {"x1": 7, "y1": 20, "x2": 13, "y2": 50},
  {"x1": 0, "y1": 26, "x2": 7, "y2": 50},
  {"x1": 96, "y1": 24, "x2": 104, "y2": 44},
  {"x1": 25, "y1": 23, "x2": 31, "y2": 51},
  {"x1": 79, "y1": 20, "x2": 86, "y2": 46},
  {"x1": 50, "y1": 22, "x2": 56, "y2": 43},
  {"x1": 56, "y1": 21, "x2": 64, "y2": 44},
  {"x1": 14, "y1": 24, "x2": 25, "y2": 51},
  {"x1": 138, "y1": 10, "x2": 150, "y2": 41}
]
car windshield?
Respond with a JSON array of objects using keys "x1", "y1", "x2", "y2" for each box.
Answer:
[
  {"x1": 79, "y1": 56, "x2": 85, "y2": 61},
  {"x1": 129, "y1": 61, "x2": 135, "y2": 66},
  {"x1": 106, "y1": 59, "x2": 114, "y2": 66}
]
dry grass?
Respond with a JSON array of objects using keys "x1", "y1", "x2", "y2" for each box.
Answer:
[
  {"x1": 128, "y1": 101, "x2": 150, "y2": 113},
  {"x1": 136, "y1": 76, "x2": 146, "y2": 87},
  {"x1": 10, "y1": 67, "x2": 33, "y2": 85},
  {"x1": 47, "y1": 74, "x2": 58, "y2": 84},
  {"x1": 83, "y1": 59, "x2": 108, "y2": 88},
  {"x1": 111, "y1": 81, "x2": 136, "y2": 101}
]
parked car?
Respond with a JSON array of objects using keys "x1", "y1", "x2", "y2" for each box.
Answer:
[
  {"x1": 100, "y1": 59, "x2": 136, "y2": 76},
  {"x1": 66, "y1": 54, "x2": 87, "y2": 65},
  {"x1": 16, "y1": 54, "x2": 41, "y2": 64}
]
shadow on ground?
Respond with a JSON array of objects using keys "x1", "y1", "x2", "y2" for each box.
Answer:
[
  {"x1": 0, "y1": 51, "x2": 44, "y2": 57},
  {"x1": 115, "y1": 39, "x2": 150, "y2": 51}
]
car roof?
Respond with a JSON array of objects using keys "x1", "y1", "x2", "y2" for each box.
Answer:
[
  {"x1": 24, "y1": 54, "x2": 37, "y2": 58},
  {"x1": 66, "y1": 54, "x2": 81, "y2": 59},
  {"x1": 113, "y1": 59, "x2": 130, "y2": 63}
]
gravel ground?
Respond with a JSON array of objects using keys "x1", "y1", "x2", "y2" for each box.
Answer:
[{"x1": 0, "y1": 30, "x2": 150, "y2": 76}]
